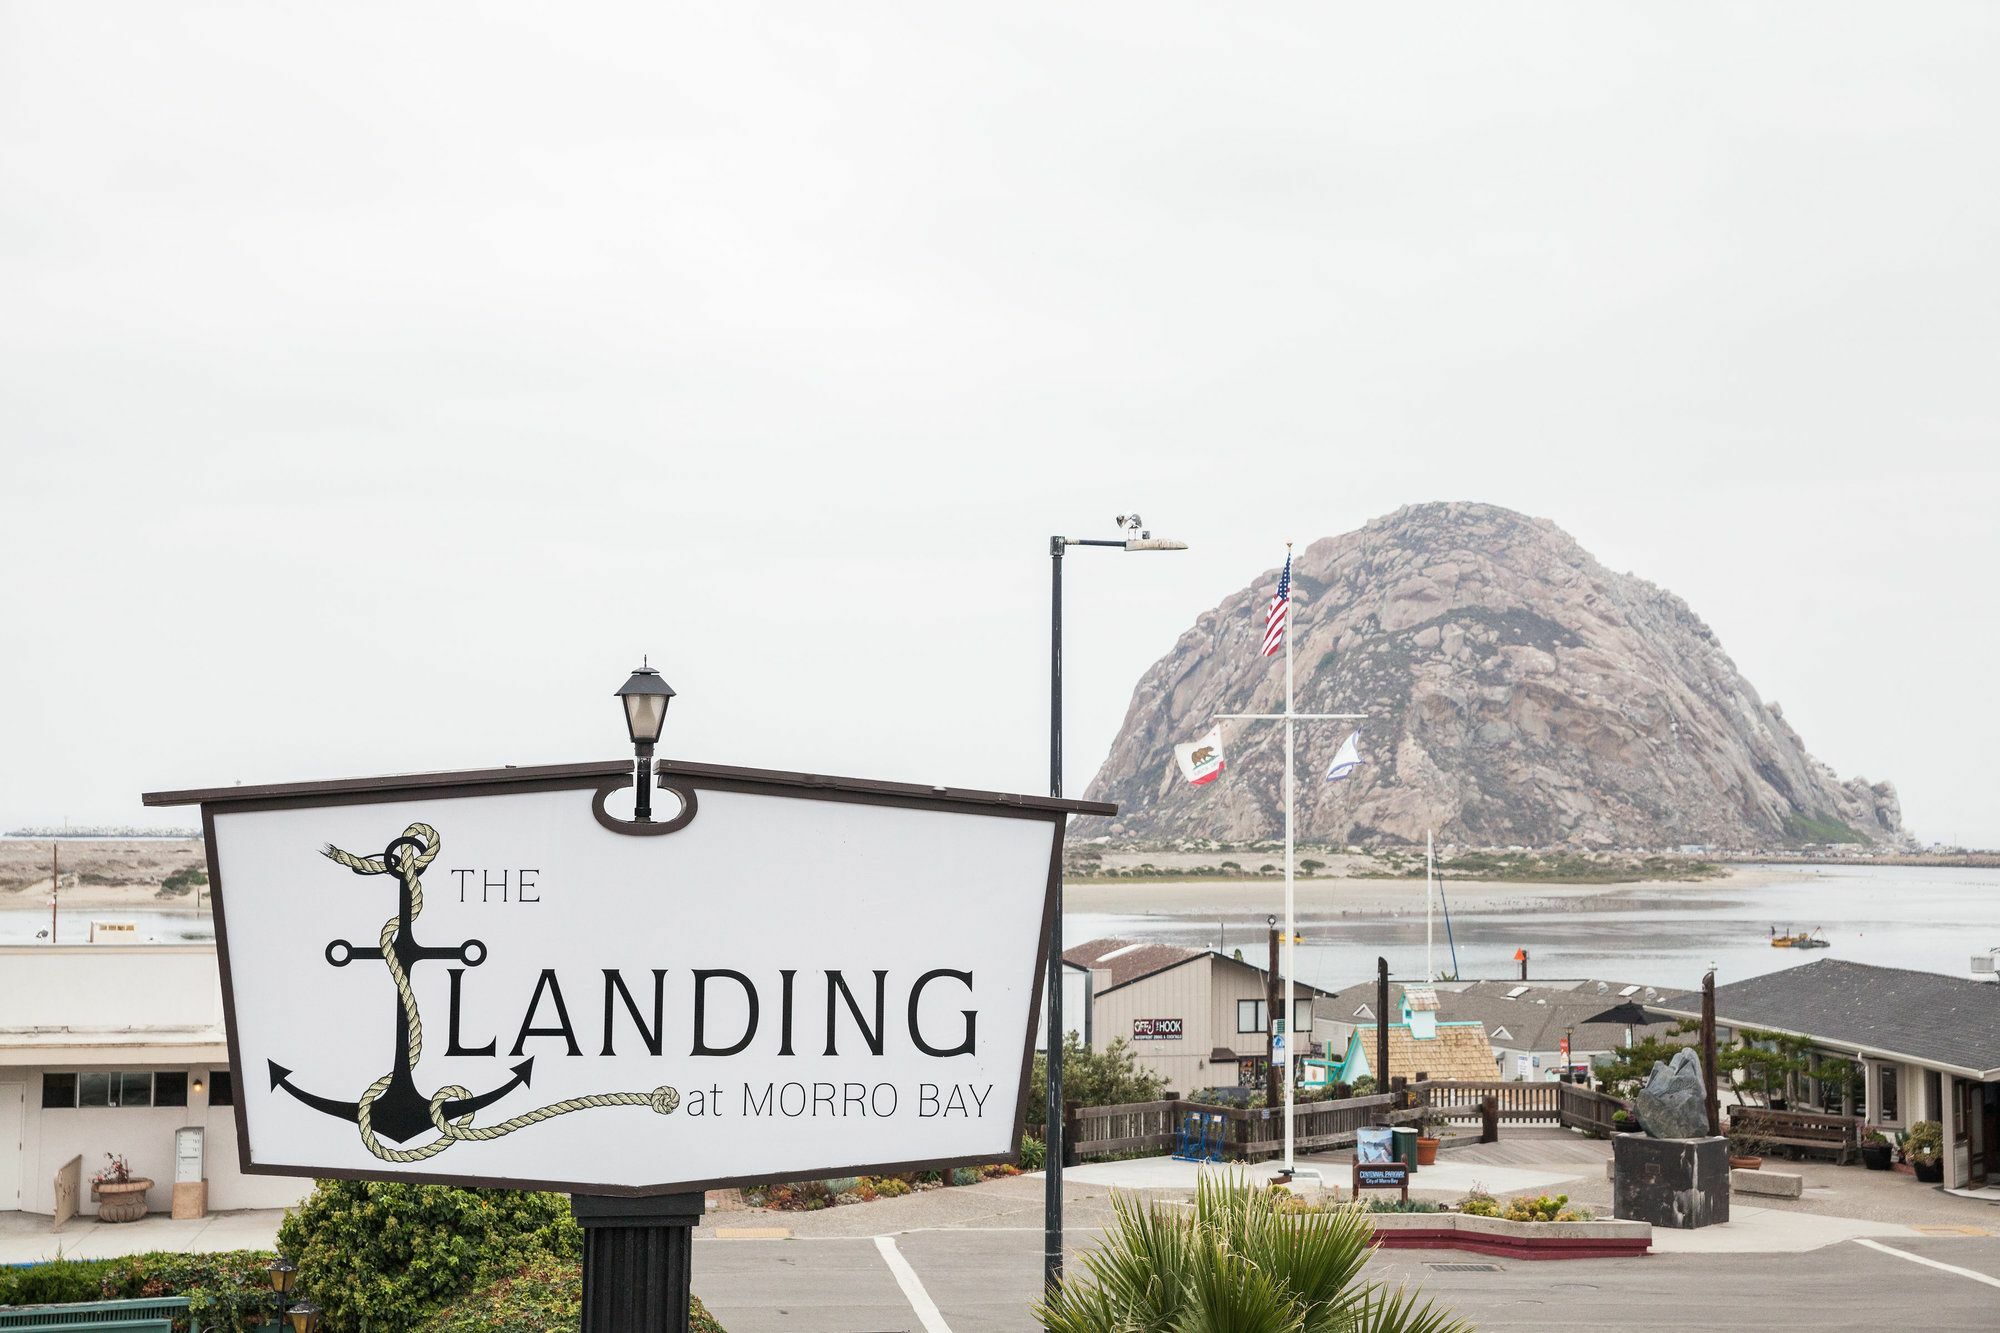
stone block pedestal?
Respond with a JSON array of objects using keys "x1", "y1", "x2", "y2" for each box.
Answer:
[
  {"x1": 1612, "y1": 1134, "x2": 1729, "y2": 1229},
  {"x1": 171, "y1": 1180, "x2": 208, "y2": 1220}
]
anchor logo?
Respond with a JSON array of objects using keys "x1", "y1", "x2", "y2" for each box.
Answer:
[{"x1": 269, "y1": 821, "x2": 679, "y2": 1164}]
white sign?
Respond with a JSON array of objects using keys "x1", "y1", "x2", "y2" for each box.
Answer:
[{"x1": 153, "y1": 761, "x2": 1100, "y2": 1196}]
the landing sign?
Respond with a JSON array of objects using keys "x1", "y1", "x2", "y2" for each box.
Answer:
[{"x1": 144, "y1": 760, "x2": 1113, "y2": 1196}]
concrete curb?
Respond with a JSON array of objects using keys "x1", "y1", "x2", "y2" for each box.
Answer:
[{"x1": 1367, "y1": 1212, "x2": 1652, "y2": 1260}]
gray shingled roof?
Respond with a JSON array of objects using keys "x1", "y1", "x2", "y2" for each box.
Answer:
[{"x1": 1652, "y1": 960, "x2": 2000, "y2": 1078}]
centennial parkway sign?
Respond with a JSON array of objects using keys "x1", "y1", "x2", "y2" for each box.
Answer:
[{"x1": 144, "y1": 759, "x2": 1114, "y2": 1196}]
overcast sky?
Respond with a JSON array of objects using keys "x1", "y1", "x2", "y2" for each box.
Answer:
[{"x1": 3, "y1": 5, "x2": 1995, "y2": 845}]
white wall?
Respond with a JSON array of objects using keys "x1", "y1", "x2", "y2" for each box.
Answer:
[
  {"x1": 0, "y1": 947, "x2": 222, "y2": 1030},
  {"x1": 17, "y1": 1066, "x2": 309, "y2": 1216}
]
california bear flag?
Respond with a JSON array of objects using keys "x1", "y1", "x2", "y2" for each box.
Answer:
[{"x1": 1174, "y1": 727, "x2": 1226, "y2": 786}]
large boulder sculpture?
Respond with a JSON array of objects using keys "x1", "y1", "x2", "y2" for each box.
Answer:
[
  {"x1": 1633, "y1": 1046, "x2": 1711, "y2": 1140},
  {"x1": 1614, "y1": 1046, "x2": 1729, "y2": 1229}
]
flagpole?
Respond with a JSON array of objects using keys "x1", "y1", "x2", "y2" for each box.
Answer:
[
  {"x1": 1282, "y1": 541, "x2": 1295, "y2": 1176},
  {"x1": 1426, "y1": 830, "x2": 1435, "y2": 982}
]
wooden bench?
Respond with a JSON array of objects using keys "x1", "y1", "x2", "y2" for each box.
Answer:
[{"x1": 1726, "y1": 1108, "x2": 1860, "y2": 1164}]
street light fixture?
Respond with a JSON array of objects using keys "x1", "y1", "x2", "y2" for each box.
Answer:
[
  {"x1": 267, "y1": 1258, "x2": 296, "y2": 1296},
  {"x1": 285, "y1": 1299, "x2": 323, "y2": 1333},
  {"x1": 614, "y1": 660, "x2": 676, "y2": 822},
  {"x1": 1045, "y1": 511, "x2": 1186, "y2": 1290}
]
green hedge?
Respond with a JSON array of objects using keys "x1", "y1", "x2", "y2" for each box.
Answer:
[
  {"x1": 0, "y1": 1250, "x2": 275, "y2": 1332},
  {"x1": 414, "y1": 1257, "x2": 725, "y2": 1333}
]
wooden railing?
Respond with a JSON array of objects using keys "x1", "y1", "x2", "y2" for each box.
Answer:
[
  {"x1": 1066, "y1": 1091, "x2": 1412, "y2": 1164},
  {"x1": 1066, "y1": 1079, "x2": 1635, "y2": 1165},
  {"x1": 1065, "y1": 1097, "x2": 1185, "y2": 1160},
  {"x1": 1412, "y1": 1080, "x2": 1563, "y2": 1124},
  {"x1": 1556, "y1": 1082, "x2": 1627, "y2": 1136}
]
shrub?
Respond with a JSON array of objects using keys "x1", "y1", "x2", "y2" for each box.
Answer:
[
  {"x1": 1035, "y1": 1174, "x2": 1468, "y2": 1332},
  {"x1": 1904, "y1": 1121, "x2": 1944, "y2": 1166},
  {"x1": 414, "y1": 1257, "x2": 726, "y2": 1333},
  {"x1": 99, "y1": 1250, "x2": 282, "y2": 1332},
  {"x1": 0, "y1": 1251, "x2": 278, "y2": 1332},
  {"x1": 1351, "y1": 1075, "x2": 1377, "y2": 1097},
  {"x1": 275, "y1": 1181, "x2": 580, "y2": 1331},
  {"x1": 1018, "y1": 1135, "x2": 1047, "y2": 1171},
  {"x1": 1499, "y1": 1193, "x2": 1590, "y2": 1223},
  {"x1": 1027, "y1": 1036, "x2": 1165, "y2": 1133},
  {"x1": 0, "y1": 1255, "x2": 119, "y2": 1305},
  {"x1": 1458, "y1": 1186, "x2": 1499, "y2": 1217}
]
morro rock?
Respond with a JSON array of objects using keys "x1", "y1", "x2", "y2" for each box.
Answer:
[{"x1": 1081, "y1": 502, "x2": 1900, "y2": 850}]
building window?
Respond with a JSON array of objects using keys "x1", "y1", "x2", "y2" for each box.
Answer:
[
  {"x1": 46, "y1": 1071, "x2": 179, "y2": 1108},
  {"x1": 1876, "y1": 1064, "x2": 1900, "y2": 1123},
  {"x1": 1293, "y1": 999, "x2": 1312, "y2": 1034},
  {"x1": 1237, "y1": 999, "x2": 1266, "y2": 1034},
  {"x1": 209, "y1": 1069, "x2": 234, "y2": 1106}
]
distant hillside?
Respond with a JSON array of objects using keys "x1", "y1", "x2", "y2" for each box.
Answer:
[{"x1": 1081, "y1": 502, "x2": 1902, "y2": 851}]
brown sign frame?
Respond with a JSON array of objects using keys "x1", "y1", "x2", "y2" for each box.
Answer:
[
  {"x1": 1352, "y1": 1160, "x2": 1411, "y2": 1201},
  {"x1": 145, "y1": 757, "x2": 1114, "y2": 1198}
]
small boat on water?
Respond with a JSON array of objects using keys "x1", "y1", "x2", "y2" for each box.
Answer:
[{"x1": 1769, "y1": 925, "x2": 1830, "y2": 949}]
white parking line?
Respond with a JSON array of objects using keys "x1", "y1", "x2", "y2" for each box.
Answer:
[
  {"x1": 1854, "y1": 1238, "x2": 2000, "y2": 1289},
  {"x1": 874, "y1": 1234, "x2": 956, "y2": 1332}
]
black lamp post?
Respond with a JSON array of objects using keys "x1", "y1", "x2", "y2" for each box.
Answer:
[
  {"x1": 266, "y1": 1257, "x2": 297, "y2": 1331},
  {"x1": 614, "y1": 660, "x2": 675, "y2": 822},
  {"x1": 284, "y1": 1299, "x2": 322, "y2": 1333},
  {"x1": 1045, "y1": 512, "x2": 1186, "y2": 1289}
]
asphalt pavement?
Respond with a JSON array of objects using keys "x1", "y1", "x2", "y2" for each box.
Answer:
[{"x1": 694, "y1": 1222, "x2": 2000, "y2": 1332}]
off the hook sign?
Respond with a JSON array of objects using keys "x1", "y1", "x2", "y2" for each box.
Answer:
[{"x1": 269, "y1": 821, "x2": 680, "y2": 1164}]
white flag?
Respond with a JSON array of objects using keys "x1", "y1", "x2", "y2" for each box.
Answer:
[
  {"x1": 1174, "y1": 727, "x2": 1226, "y2": 786},
  {"x1": 1324, "y1": 729, "x2": 1362, "y2": 784}
]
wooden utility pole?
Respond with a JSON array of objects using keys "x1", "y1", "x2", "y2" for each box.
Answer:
[
  {"x1": 1701, "y1": 969, "x2": 1721, "y2": 1137},
  {"x1": 1376, "y1": 957, "x2": 1390, "y2": 1100},
  {"x1": 1265, "y1": 921, "x2": 1282, "y2": 1109}
]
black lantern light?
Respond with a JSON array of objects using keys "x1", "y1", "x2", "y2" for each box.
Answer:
[
  {"x1": 267, "y1": 1257, "x2": 296, "y2": 1296},
  {"x1": 285, "y1": 1298, "x2": 323, "y2": 1333},
  {"x1": 613, "y1": 659, "x2": 675, "y2": 822}
]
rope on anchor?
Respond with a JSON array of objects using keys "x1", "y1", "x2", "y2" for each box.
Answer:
[{"x1": 322, "y1": 822, "x2": 678, "y2": 1164}]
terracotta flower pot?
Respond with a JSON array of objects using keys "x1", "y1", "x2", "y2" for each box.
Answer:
[
  {"x1": 92, "y1": 1179, "x2": 152, "y2": 1223},
  {"x1": 1730, "y1": 1155, "x2": 1763, "y2": 1171},
  {"x1": 1416, "y1": 1136, "x2": 1440, "y2": 1167}
]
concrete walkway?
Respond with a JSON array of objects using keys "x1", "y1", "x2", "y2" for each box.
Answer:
[{"x1": 0, "y1": 1209, "x2": 284, "y2": 1264}]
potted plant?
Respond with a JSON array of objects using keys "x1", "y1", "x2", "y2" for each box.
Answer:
[
  {"x1": 1611, "y1": 1108, "x2": 1637, "y2": 1134},
  {"x1": 1904, "y1": 1121, "x2": 1945, "y2": 1183},
  {"x1": 1414, "y1": 1114, "x2": 1440, "y2": 1167},
  {"x1": 89, "y1": 1153, "x2": 152, "y2": 1223},
  {"x1": 1860, "y1": 1129, "x2": 1893, "y2": 1171},
  {"x1": 1727, "y1": 1130, "x2": 1766, "y2": 1171}
]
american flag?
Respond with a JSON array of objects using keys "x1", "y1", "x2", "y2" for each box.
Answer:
[{"x1": 1261, "y1": 552, "x2": 1291, "y2": 657}]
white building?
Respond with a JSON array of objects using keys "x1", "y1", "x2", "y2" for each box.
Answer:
[{"x1": 0, "y1": 944, "x2": 309, "y2": 1217}]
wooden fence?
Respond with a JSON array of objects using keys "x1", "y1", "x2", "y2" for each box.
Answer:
[
  {"x1": 1065, "y1": 1079, "x2": 1634, "y2": 1164},
  {"x1": 1067, "y1": 1091, "x2": 1411, "y2": 1164}
]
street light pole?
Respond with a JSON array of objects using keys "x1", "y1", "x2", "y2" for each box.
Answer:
[{"x1": 1045, "y1": 515, "x2": 1185, "y2": 1291}]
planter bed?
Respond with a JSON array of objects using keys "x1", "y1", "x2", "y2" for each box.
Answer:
[{"x1": 1367, "y1": 1212, "x2": 1651, "y2": 1260}]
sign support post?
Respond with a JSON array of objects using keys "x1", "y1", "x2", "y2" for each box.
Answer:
[{"x1": 573, "y1": 1192, "x2": 703, "y2": 1332}]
